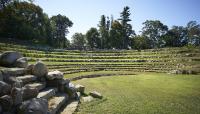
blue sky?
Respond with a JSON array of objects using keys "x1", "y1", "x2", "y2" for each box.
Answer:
[{"x1": 35, "y1": 0, "x2": 200, "y2": 40}]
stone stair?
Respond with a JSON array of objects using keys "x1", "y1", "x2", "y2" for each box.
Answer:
[
  {"x1": 1, "y1": 67, "x2": 79, "y2": 114},
  {"x1": 37, "y1": 87, "x2": 58, "y2": 100},
  {"x1": 0, "y1": 51, "x2": 80, "y2": 114},
  {"x1": 48, "y1": 93, "x2": 68, "y2": 114},
  {"x1": 24, "y1": 82, "x2": 46, "y2": 91},
  {"x1": 16, "y1": 75, "x2": 37, "y2": 85}
]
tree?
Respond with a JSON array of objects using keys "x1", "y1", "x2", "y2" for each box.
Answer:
[
  {"x1": 162, "y1": 26, "x2": 187, "y2": 47},
  {"x1": 50, "y1": 14, "x2": 73, "y2": 48},
  {"x1": 142, "y1": 20, "x2": 168, "y2": 48},
  {"x1": 109, "y1": 20, "x2": 123, "y2": 49},
  {"x1": 85, "y1": 27, "x2": 100, "y2": 49},
  {"x1": 118, "y1": 6, "x2": 134, "y2": 49},
  {"x1": 0, "y1": 0, "x2": 12, "y2": 9},
  {"x1": 71, "y1": 33, "x2": 86, "y2": 50},
  {"x1": 186, "y1": 21, "x2": 200, "y2": 46},
  {"x1": 131, "y1": 35, "x2": 151, "y2": 50},
  {"x1": 0, "y1": 1, "x2": 50, "y2": 44}
]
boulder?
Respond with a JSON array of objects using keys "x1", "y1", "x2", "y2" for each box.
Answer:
[
  {"x1": 0, "y1": 95, "x2": 13, "y2": 111},
  {"x1": 89, "y1": 91, "x2": 103, "y2": 99},
  {"x1": 14, "y1": 57, "x2": 28, "y2": 68},
  {"x1": 46, "y1": 70, "x2": 63, "y2": 80},
  {"x1": 32, "y1": 61, "x2": 48, "y2": 77},
  {"x1": 2, "y1": 68, "x2": 25, "y2": 76},
  {"x1": 22, "y1": 86, "x2": 39, "y2": 101},
  {"x1": 75, "y1": 84, "x2": 85, "y2": 94},
  {"x1": 0, "y1": 51, "x2": 22, "y2": 67},
  {"x1": 11, "y1": 87, "x2": 23, "y2": 105},
  {"x1": 0, "y1": 104, "x2": 2, "y2": 113},
  {"x1": 25, "y1": 64, "x2": 34, "y2": 75},
  {"x1": 64, "y1": 82, "x2": 76, "y2": 99},
  {"x1": 0, "y1": 81, "x2": 12, "y2": 96},
  {"x1": 47, "y1": 79, "x2": 69, "y2": 92},
  {"x1": 82, "y1": 96, "x2": 94, "y2": 102},
  {"x1": 0, "y1": 71, "x2": 3, "y2": 81},
  {"x1": 18, "y1": 98, "x2": 48, "y2": 114},
  {"x1": 3, "y1": 76, "x2": 22, "y2": 88}
]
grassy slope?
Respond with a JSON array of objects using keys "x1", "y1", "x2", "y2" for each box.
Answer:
[{"x1": 73, "y1": 73, "x2": 200, "y2": 114}]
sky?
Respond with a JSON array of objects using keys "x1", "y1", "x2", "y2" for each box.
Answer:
[{"x1": 35, "y1": 0, "x2": 200, "y2": 40}]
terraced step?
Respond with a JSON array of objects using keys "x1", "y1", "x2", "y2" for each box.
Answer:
[
  {"x1": 60, "y1": 100, "x2": 79, "y2": 114},
  {"x1": 24, "y1": 82, "x2": 46, "y2": 91},
  {"x1": 37, "y1": 87, "x2": 58, "y2": 100},
  {"x1": 48, "y1": 93, "x2": 68, "y2": 114},
  {"x1": 16, "y1": 75, "x2": 37, "y2": 85}
]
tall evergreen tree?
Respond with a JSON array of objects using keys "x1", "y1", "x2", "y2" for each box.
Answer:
[
  {"x1": 118, "y1": 6, "x2": 134, "y2": 49},
  {"x1": 98, "y1": 15, "x2": 110, "y2": 49}
]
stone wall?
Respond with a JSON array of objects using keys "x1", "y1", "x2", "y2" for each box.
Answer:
[{"x1": 0, "y1": 51, "x2": 79, "y2": 114}]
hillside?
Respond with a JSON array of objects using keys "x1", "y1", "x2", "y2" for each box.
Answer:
[{"x1": 0, "y1": 42, "x2": 199, "y2": 78}]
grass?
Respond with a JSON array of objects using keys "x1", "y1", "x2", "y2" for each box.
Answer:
[{"x1": 73, "y1": 73, "x2": 200, "y2": 114}]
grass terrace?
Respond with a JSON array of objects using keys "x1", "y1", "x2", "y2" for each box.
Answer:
[{"x1": 0, "y1": 42, "x2": 200, "y2": 78}]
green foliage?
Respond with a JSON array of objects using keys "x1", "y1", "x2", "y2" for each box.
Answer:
[
  {"x1": 0, "y1": 1, "x2": 50, "y2": 43},
  {"x1": 98, "y1": 15, "x2": 110, "y2": 49},
  {"x1": 118, "y1": 6, "x2": 135, "y2": 49},
  {"x1": 131, "y1": 35, "x2": 151, "y2": 50},
  {"x1": 0, "y1": 1, "x2": 73, "y2": 48},
  {"x1": 162, "y1": 26, "x2": 187, "y2": 47},
  {"x1": 0, "y1": 0, "x2": 12, "y2": 9},
  {"x1": 71, "y1": 33, "x2": 86, "y2": 50},
  {"x1": 50, "y1": 14, "x2": 73, "y2": 48},
  {"x1": 85, "y1": 27, "x2": 101, "y2": 49},
  {"x1": 186, "y1": 21, "x2": 200, "y2": 46},
  {"x1": 109, "y1": 20, "x2": 123, "y2": 49},
  {"x1": 142, "y1": 20, "x2": 168, "y2": 48}
]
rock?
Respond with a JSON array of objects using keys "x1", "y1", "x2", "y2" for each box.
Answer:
[
  {"x1": 14, "y1": 57, "x2": 28, "y2": 68},
  {"x1": 0, "y1": 71, "x2": 3, "y2": 81},
  {"x1": 0, "y1": 51, "x2": 22, "y2": 67},
  {"x1": 0, "y1": 95, "x2": 13, "y2": 111},
  {"x1": 89, "y1": 91, "x2": 103, "y2": 99},
  {"x1": 18, "y1": 98, "x2": 48, "y2": 114},
  {"x1": 25, "y1": 64, "x2": 34, "y2": 75},
  {"x1": 76, "y1": 92, "x2": 81, "y2": 100},
  {"x1": 37, "y1": 88, "x2": 58, "y2": 100},
  {"x1": 47, "y1": 79, "x2": 69, "y2": 92},
  {"x1": 75, "y1": 84, "x2": 85, "y2": 94},
  {"x1": 0, "y1": 81, "x2": 12, "y2": 96},
  {"x1": 46, "y1": 70, "x2": 63, "y2": 80},
  {"x1": 82, "y1": 96, "x2": 94, "y2": 102},
  {"x1": 3, "y1": 76, "x2": 22, "y2": 88},
  {"x1": 0, "y1": 104, "x2": 2, "y2": 113},
  {"x1": 60, "y1": 100, "x2": 79, "y2": 114},
  {"x1": 22, "y1": 86, "x2": 39, "y2": 101},
  {"x1": 24, "y1": 82, "x2": 46, "y2": 91},
  {"x1": 48, "y1": 94, "x2": 68, "y2": 114},
  {"x1": 32, "y1": 61, "x2": 48, "y2": 77},
  {"x1": 16, "y1": 75, "x2": 37, "y2": 86},
  {"x1": 11, "y1": 87, "x2": 23, "y2": 105},
  {"x1": 2, "y1": 68, "x2": 25, "y2": 76},
  {"x1": 64, "y1": 82, "x2": 76, "y2": 99}
]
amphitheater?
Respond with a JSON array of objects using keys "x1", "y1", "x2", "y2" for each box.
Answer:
[{"x1": 0, "y1": 42, "x2": 200, "y2": 114}]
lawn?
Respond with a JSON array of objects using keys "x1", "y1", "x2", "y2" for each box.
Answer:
[{"x1": 73, "y1": 73, "x2": 200, "y2": 114}]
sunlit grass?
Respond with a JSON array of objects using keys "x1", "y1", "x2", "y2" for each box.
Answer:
[{"x1": 73, "y1": 73, "x2": 200, "y2": 114}]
